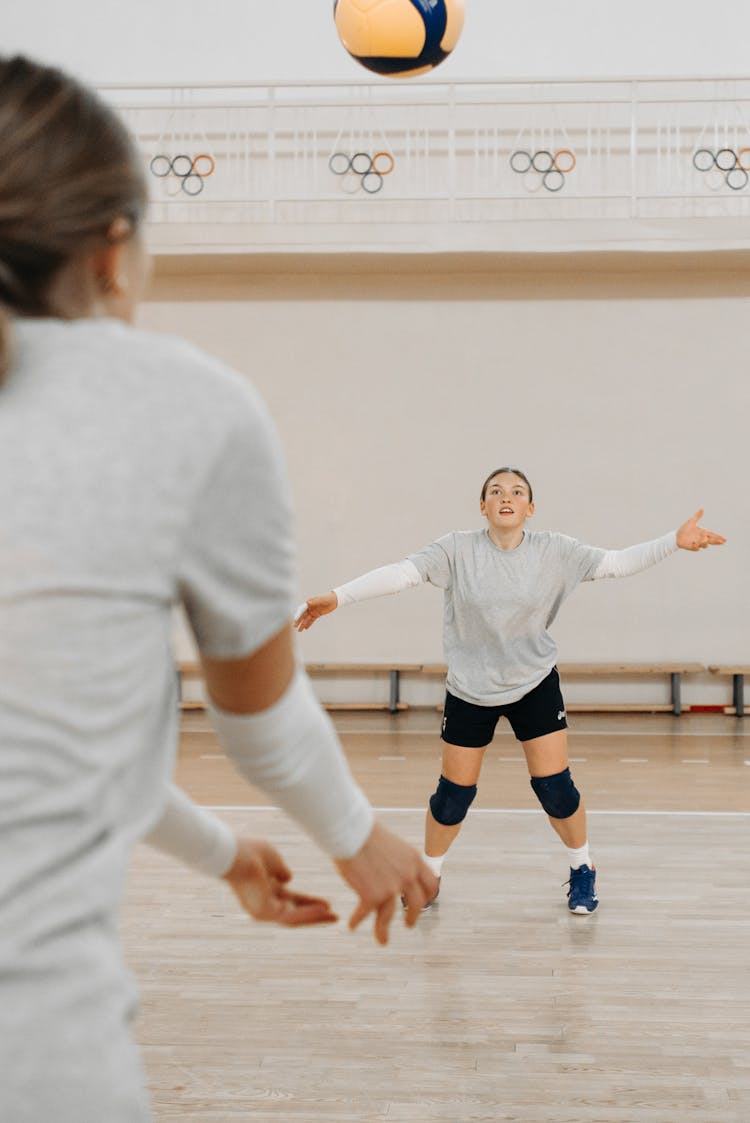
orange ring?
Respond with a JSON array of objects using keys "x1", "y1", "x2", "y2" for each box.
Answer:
[
  {"x1": 371, "y1": 151, "x2": 395, "y2": 175},
  {"x1": 553, "y1": 148, "x2": 576, "y2": 173},
  {"x1": 737, "y1": 147, "x2": 750, "y2": 171},
  {"x1": 192, "y1": 153, "x2": 215, "y2": 177}
]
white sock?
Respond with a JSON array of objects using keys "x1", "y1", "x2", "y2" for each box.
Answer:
[
  {"x1": 423, "y1": 852, "x2": 445, "y2": 877},
  {"x1": 565, "y1": 842, "x2": 591, "y2": 870}
]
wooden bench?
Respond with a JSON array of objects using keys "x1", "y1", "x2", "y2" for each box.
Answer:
[
  {"x1": 421, "y1": 662, "x2": 705, "y2": 715},
  {"x1": 708, "y1": 665, "x2": 749, "y2": 717},
  {"x1": 305, "y1": 663, "x2": 422, "y2": 713},
  {"x1": 177, "y1": 661, "x2": 706, "y2": 715},
  {"x1": 177, "y1": 661, "x2": 422, "y2": 713}
]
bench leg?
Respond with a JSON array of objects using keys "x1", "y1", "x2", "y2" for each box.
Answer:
[
  {"x1": 733, "y1": 674, "x2": 745, "y2": 718},
  {"x1": 670, "y1": 673, "x2": 682, "y2": 716},
  {"x1": 389, "y1": 670, "x2": 400, "y2": 714}
]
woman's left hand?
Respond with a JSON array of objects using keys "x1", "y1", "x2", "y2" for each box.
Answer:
[
  {"x1": 223, "y1": 838, "x2": 339, "y2": 927},
  {"x1": 676, "y1": 509, "x2": 727, "y2": 552}
]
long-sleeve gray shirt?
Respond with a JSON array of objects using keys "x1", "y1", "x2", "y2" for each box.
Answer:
[{"x1": 408, "y1": 528, "x2": 674, "y2": 705}]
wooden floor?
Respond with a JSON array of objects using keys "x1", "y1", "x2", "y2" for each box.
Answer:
[{"x1": 122, "y1": 712, "x2": 750, "y2": 1122}]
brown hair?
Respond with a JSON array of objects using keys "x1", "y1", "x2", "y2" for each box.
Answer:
[
  {"x1": 480, "y1": 467, "x2": 534, "y2": 503},
  {"x1": 0, "y1": 56, "x2": 147, "y2": 380}
]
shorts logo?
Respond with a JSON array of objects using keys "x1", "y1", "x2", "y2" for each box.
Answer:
[
  {"x1": 442, "y1": 716, "x2": 448, "y2": 732},
  {"x1": 558, "y1": 710, "x2": 566, "y2": 721}
]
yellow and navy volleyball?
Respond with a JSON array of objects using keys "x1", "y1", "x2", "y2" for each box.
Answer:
[{"x1": 333, "y1": 0, "x2": 466, "y2": 79}]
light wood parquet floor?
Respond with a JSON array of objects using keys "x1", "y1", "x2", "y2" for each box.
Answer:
[{"x1": 122, "y1": 712, "x2": 750, "y2": 1122}]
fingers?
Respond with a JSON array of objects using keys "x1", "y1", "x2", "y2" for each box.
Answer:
[
  {"x1": 677, "y1": 511, "x2": 727, "y2": 552},
  {"x1": 402, "y1": 898, "x2": 423, "y2": 928},
  {"x1": 373, "y1": 896, "x2": 396, "y2": 946},
  {"x1": 336, "y1": 822, "x2": 439, "y2": 945},
  {"x1": 274, "y1": 890, "x2": 338, "y2": 928},
  {"x1": 348, "y1": 895, "x2": 397, "y2": 946},
  {"x1": 259, "y1": 844, "x2": 293, "y2": 884},
  {"x1": 689, "y1": 526, "x2": 726, "y2": 550},
  {"x1": 293, "y1": 606, "x2": 312, "y2": 632},
  {"x1": 401, "y1": 869, "x2": 438, "y2": 927},
  {"x1": 293, "y1": 603, "x2": 319, "y2": 632},
  {"x1": 237, "y1": 880, "x2": 338, "y2": 927},
  {"x1": 347, "y1": 898, "x2": 370, "y2": 933},
  {"x1": 345, "y1": 870, "x2": 439, "y2": 942}
]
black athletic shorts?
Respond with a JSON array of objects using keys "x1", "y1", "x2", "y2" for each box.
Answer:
[{"x1": 440, "y1": 668, "x2": 567, "y2": 747}]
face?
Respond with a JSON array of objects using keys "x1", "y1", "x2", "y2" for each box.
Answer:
[{"x1": 479, "y1": 472, "x2": 535, "y2": 532}]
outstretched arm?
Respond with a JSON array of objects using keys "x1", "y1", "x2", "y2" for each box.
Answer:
[
  {"x1": 294, "y1": 559, "x2": 422, "y2": 632},
  {"x1": 592, "y1": 511, "x2": 726, "y2": 579}
]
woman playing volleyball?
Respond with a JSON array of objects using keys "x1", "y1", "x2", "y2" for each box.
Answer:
[
  {"x1": 0, "y1": 55, "x2": 436, "y2": 1123},
  {"x1": 296, "y1": 467, "x2": 726, "y2": 915}
]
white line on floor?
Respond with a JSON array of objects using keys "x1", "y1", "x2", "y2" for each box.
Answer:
[
  {"x1": 619, "y1": 757, "x2": 649, "y2": 763},
  {"x1": 379, "y1": 755, "x2": 406, "y2": 761},
  {"x1": 321, "y1": 728, "x2": 750, "y2": 739},
  {"x1": 186, "y1": 726, "x2": 749, "y2": 741},
  {"x1": 496, "y1": 756, "x2": 588, "y2": 764},
  {"x1": 204, "y1": 806, "x2": 750, "y2": 817},
  {"x1": 681, "y1": 759, "x2": 709, "y2": 764}
]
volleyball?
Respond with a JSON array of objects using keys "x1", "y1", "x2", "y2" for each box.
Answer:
[{"x1": 333, "y1": 0, "x2": 466, "y2": 79}]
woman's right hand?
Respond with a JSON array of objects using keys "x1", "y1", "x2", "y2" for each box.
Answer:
[
  {"x1": 335, "y1": 821, "x2": 439, "y2": 945},
  {"x1": 293, "y1": 591, "x2": 338, "y2": 631}
]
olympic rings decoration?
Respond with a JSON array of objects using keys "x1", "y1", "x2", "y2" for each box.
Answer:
[
  {"x1": 371, "y1": 151, "x2": 395, "y2": 175},
  {"x1": 149, "y1": 153, "x2": 215, "y2": 196},
  {"x1": 553, "y1": 149, "x2": 576, "y2": 174},
  {"x1": 328, "y1": 150, "x2": 395, "y2": 195},
  {"x1": 510, "y1": 148, "x2": 577, "y2": 192},
  {"x1": 692, "y1": 147, "x2": 750, "y2": 191}
]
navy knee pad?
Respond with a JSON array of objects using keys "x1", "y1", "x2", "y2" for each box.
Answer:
[
  {"x1": 429, "y1": 775, "x2": 477, "y2": 826},
  {"x1": 530, "y1": 767, "x2": 580, "y2": 819}
]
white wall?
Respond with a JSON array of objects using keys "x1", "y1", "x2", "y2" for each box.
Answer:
[
  {"x1": 5, "y1": 0, "x2": 750, "y2": 86},
  {"x1": 140, "y1": 260, "x2": 747, "y2": 673}
]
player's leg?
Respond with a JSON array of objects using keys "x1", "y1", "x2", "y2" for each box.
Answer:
[
  {"x1": 523, "y1": 728, "x2": 585, "y2": 844},
  {"x1": 508, "y1": 669, "x2": 598, "y2": 914},
  {"x1": 424, "y1": 739, "x2": 487, "y2": 858},
  {"x1": 522, "y1": 729, "x2": 598, "y2": 913},
  {"x1": 416, "y1": 693, "x2": 499, "y2": 907}
]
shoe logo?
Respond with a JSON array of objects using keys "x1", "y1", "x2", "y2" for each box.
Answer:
[{"x1": 557, "y1": 710, "x2": 566, "y2": 721}]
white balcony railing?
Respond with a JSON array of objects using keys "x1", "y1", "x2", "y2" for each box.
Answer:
[{"x1": 99, "y1": 76, "x2": 750, "y2": 254}]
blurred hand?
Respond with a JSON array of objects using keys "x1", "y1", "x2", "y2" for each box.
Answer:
[
  {"x1": 335, "y1": 821, "x2": 439, "y2": 945},
  {"x1": 224, "y1": 837, "x2": 338, "y2": 927},
  {"x1": 676, "y1": 509, "x2": 726, "y2": 552},
  {"x1": 293, "y1": 591, "x2": 339, "y2": 632}
]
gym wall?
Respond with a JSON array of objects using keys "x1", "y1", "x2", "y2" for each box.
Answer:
[{"x1": 140, "y1": 255, "x2": 746, "y2": 694}]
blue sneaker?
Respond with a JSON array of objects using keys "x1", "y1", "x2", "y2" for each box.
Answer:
[{"x1": 566, "y1": 864, "x2": 598, "y2": 914}]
